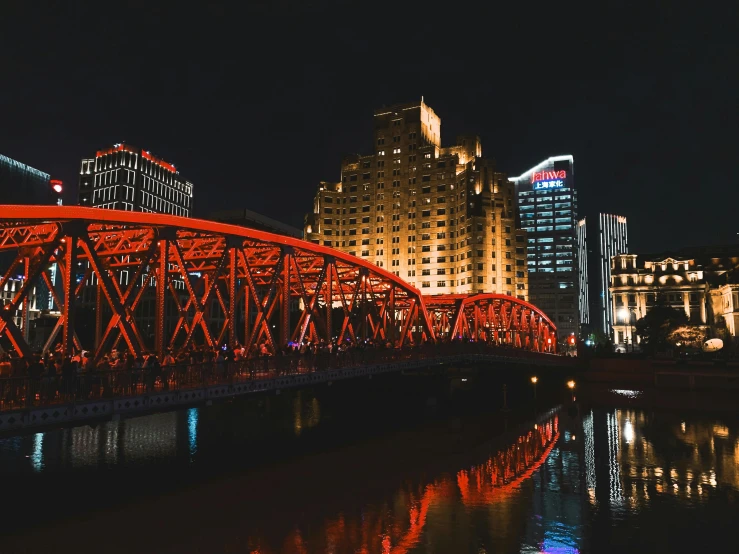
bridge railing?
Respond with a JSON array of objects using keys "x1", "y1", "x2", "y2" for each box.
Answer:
[{"x1": 0, "y1": 343, "x2": 566, "y2": 412}]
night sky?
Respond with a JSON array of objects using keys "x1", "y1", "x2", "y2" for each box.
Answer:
[{"x1": 1, "y1": 2, "x2": 736, "y2": 253}]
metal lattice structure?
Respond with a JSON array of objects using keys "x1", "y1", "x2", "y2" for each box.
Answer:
[
  {"x1": 0, "y1": 207, "x2": 557, "y2": 359},
  {"x1": 0, "y1": 206, "x2": 437, "y2": 360},
  {"x1": 424, "y1": 293, "x2": 557, "y2": 352}
]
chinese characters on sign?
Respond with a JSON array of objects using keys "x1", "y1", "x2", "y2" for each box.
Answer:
[
  {"x1": 534, "y1": 179, "x2": 565, "y2": 190},
  {"x1": 531, "y1": 170, "x2": 567, "y2": 190}
]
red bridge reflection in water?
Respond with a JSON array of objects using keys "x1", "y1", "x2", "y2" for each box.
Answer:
[
  {"x1": 457, "y1": 415, "x2": 559, "y2": 506},
  {"x1": 248, "y1": 413, "x2": 560, "y2": 554}
]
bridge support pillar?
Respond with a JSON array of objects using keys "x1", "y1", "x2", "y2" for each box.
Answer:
[
  {"x1": 228, "y1": 248, "x2": 236, "y2": 348},
  {"x1": 61, "y1": 236, "x2": 78, "y2": 355},
  {"x1": 155, "y1": 239, "x2": 168, "y2": 358},
  {"x1": 280, "y1": 249, "x2": 291, "y2": 348}
]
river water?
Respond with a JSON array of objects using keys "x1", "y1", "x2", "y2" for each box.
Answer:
[{"x1": 0, "y1": 374, "x2": 738, "y2": 553}]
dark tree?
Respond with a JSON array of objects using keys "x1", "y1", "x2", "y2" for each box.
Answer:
[{"x1": 634, "y1": 303, "x2": 688, "y2": 354}]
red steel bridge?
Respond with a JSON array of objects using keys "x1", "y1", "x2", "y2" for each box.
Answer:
[{"x1": 0, "y1": 206, "x2": 557, "y2": 360}]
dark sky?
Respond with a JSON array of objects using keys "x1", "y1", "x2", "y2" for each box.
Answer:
[{"x1": 1, "y1": 1, "x2": 737, "y2": 253}]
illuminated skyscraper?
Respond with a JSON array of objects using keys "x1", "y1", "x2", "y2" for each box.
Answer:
[
  {"x1": 577, "y1": 218, "x2": 589, "y2": 329},
  {"x1": 76, "y1": 145, "x2": 195, "y2": 345},
  {"x1": 305, "y1": 99, "x2": 528, "y2": 299},
  {"x1": 598, "y1": 214, "x2": 628, "y2": 337},
  {"x1": 78, "y1": 144, "x2": 193, "y2": 216},
  {"x1": 509, "y1": 156, "x2": 577, "y2": 343},
  {"x1": 0, "y1": 153, "x2": 63, "y2": 333},
  {"x1": 577, "y1": 214, "x2": 628, "y2": 338}
]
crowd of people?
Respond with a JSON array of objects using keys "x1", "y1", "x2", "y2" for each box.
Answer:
[
  {"x1": 0, "y1": 336, "x2": 545, "y2": 410},
  {"x1": 0, "y1": 338, "x2": 424, "y2": 408}
]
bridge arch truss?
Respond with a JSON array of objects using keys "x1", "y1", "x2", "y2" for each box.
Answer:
[
  {"x1": 424, "y1": 293, "x2": 557, "y2": 353},
  {"x1": 0, "y1": 207, "x2": 437, "y2": 360},
  {"x1": 0, "y1": 207, "x2": 556, "y2": 359}
]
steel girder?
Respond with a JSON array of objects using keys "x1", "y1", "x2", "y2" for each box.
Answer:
[
  {"x1": 424, "y1": 293, "x2": 558, "y2": 353},
  {"x1": 0, "y1": 206, "x2": 436, "y2": 359}
]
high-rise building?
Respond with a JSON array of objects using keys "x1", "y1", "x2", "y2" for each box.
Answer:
[
  {"x1": 576, "y1": 218, "x2": 589, "y2": 330},
  {"x1": 598, "y1": 214, "x2": 628, "y2": 337},
  {"x1": 0, "y1": 153, "x2": 63, "y2": 342},
  {"x1": 78, "y1": 143, "x2": 194, "y2": 216},
  {"x1": 305, "y1": 99, "x2": 528, "y2": 299},
  {"x1": 1, "y1": 153, "x2": 62, "y2": 205},
  {"x1": 577, "y1": 214, "x2": 629, "y2": 338},
  {"x1": 76, "y1": 144, "x2": 194, "y2": 348},
  {"x1": 509, "y1": 155, "x2": 577, "y2": 342}
]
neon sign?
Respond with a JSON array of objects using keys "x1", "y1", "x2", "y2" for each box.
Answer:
[
  {"x1": 532, "y1": 169, "x2": 567, "y2": 190},
  {"x1": 534, "y1": 179, "x2": 565, "y2": 190},
  {"x1": 531, "y1": 170, "x2": 566, "y2": 183}
]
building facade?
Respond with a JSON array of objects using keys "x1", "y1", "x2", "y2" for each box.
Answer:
[
  {"x1": 305, "y1": 100, "x2": 528, "y2": 299},
  {"x1": 0, "y1": 153, "x2": 62, "y2": 206},
  {"x1": 598, "y1": 214, "x2": 628, "y2": 337},
  {"x1": 576, "y1": 219, "x2": 589, "y2": 330},
  {"x1": 0, "y1": 153, "x2": 62, "y2": 344},
  {"x1": 76, "y1": 144, "x2": 194, "y2": 350},
  {"x1": 710, "y1": 283, "x2": 739, "y2": 337},
  {"x1": 609, "y1": 254, "x2": 708, "y2": 351},
  {"x1": 78, "y1": 144, "x2": 193, "y2": 216},
  {"x1": 509, "y1": 156, "x2": 577, "y2": 342},
  {"x1": 577, "y1": 214, "x2": 629, "y2": 338}
]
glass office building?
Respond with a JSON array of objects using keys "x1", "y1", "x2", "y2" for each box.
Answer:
[
  {"x1": 577, "y1": 218, "x2": 589, "y2": 330},
  {"x1": 509, "y1": 155, "x2": 578, "y2": 344},
  {"x1": 0, "y1": 153, "x2": 61, "y2": 328},
  {"x1": 576, "y1": 214, "x2": 628, "y2": 339},
  {"x1": 0, "y1": 153, "x2": 56, "y2": 205}
]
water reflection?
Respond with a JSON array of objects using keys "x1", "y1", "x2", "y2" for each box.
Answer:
[
  {"x1": 187, "y1": 408, "x2": 198, "y2": 461},
  {"x1": 0, "y1": 411, "x2": 183, "y2": 473},
  {"x1": 293, "y1": 391, "x2": 320, "y2": 437},
  {"x1": 606, "y1": 408, "x2": 739, "y2": 506},
  {"x1": 244, "y1": 412, "x2": 570, "y2": 554},
  {"x1": 31, "y1": 432, "x2": 43, "y2": 472},
  {"x1": 3, "y1": 393, "x2": 739, "y2": 553},
  {"x1": 456, "y1": 416, "x2": 559, "y2": 507},
  {"x1": 266, "y1": 406, "x2": 739, "y2": 553}
]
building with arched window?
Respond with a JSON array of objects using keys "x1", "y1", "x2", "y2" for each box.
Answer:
[{"x1": 609, "y1": 250, "x2": 739, "y2": 352}]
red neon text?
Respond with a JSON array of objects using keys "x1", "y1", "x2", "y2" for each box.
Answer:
[{"x1": 531, "y1": 170, "x2": 566, "y2": 183}]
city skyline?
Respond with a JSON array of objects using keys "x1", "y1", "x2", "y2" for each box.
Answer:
[{"x1": 1, "y1": 5, "x2": 739, "y2": 553}]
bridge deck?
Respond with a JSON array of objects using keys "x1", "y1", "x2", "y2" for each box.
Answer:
[{"x1": 0, "y1": 346, "x2": 572, "y2": 435}]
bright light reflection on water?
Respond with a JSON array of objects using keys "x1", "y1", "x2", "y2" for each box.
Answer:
[
  {"x1": 187, "y1": 408, "x2": 198, "y2": 461},
  {"x1": 31, "y1": 433, "x2": 43, "y2": 472},
  {"x1": 610, "y1": 389, "x2": 642, "y2": 398},
  {"x1": 1, "y1": 393, "x2": 739, "y2": 553}
]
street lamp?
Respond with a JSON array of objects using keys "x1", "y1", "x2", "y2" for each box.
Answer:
[
  {"x1": 567, "y1": 379, "x2": 576, "y2": 402},
  {"x1": 618, "y1": 307, "x2": 636, "y2": 352},
  {"x1": 530, "y1": 376, "x2": 538, "y2": 400}
]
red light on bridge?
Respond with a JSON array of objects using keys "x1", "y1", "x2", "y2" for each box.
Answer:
[
  {"x1": 50, "y1": 180, "x2": 63, "y2": 193},
  {"x1": 0, "y1": 205, "x2": 559, "y2": 359}
]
